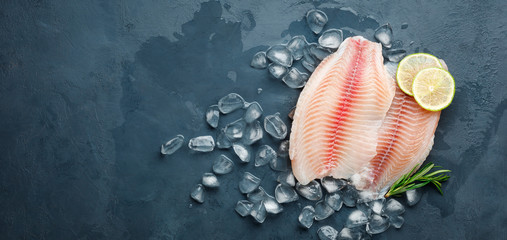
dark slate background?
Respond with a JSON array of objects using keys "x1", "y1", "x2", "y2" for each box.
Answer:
[{"x1": 0, "y1": 0, "x2": 506, "y2": 239}]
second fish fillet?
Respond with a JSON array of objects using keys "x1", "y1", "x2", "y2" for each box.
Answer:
[
  {"x1": 289, "y1": 36, "x2": 395, "y2": 185},
  {"x1": 351, "y1": 62, "x2": 445, "y2": 195}
]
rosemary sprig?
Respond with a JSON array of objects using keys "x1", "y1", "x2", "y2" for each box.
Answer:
[{"x1": 385, "y1": 162, "x2": 451, "y2": 198}]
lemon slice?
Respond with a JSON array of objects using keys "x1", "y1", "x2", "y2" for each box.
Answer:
[
  {"x1": 396, "y1": 53, "x2": 442, "y2": 96},
  {"x1": 412, "y1": 67, "x2": 455, "y2": 111}
]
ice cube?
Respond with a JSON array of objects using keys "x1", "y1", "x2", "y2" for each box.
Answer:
[
  {"x1": 314, "y1": 200, "x2": 334, "y2": 221},
  {"x1": 317, "y1": 225, "x2": 338, "y2": 240},
  {"x1": 190, "y1": 184, "x2": 205, "y2": 203},
  {"x1": 287, "y1": 35, "x2": 307, "y2": 60},
  {"x1": 218, "y1": 93, "x2": 246, "y2": 114},
  {"x1": 339, "y1": 185, "x2": 359, "y2": 207},
  {"x1": 381, "y1": 198, "x2": 405, "y2": 216},
  {"x1": 345, "y1": 210, "x2": 368, "y2": 228},
  {"x1": 248, "y1": 186, "x2": 268, "y2": 203},
  {"x1": 306, "y1": 9, "x2": 328, "y2": 34},
  {"x1": 266, "y1": 45, "x2": 293, "y2": 67},
  {"x1": 161, "y1": 134, "x2": 185, "y2": 155},
  {"x1": 251, "y1": 51, "x2": 268, "y2": 69},
  {"x1": 277, "y1": 171, "x2": 296, "y2": 187},
  {"x1": 268, "y1": 63, "x2": 288, "y2": 79},
  {"x1": 205, "y1": 105, "x2": 220, "y2": 128},
  {"x1": 270, "y1": 157, "x2": 290, "y2": 172},
  {"x1": 366, "y1": 214, "x2": 390, "y2": 235},
  {"x1": 325, "y1": 192, "x2": 343, "y2": 211},
  {"x1": 244, "y1": 102, "x2": 263, "y2": 123},
  {"x1": 338, "y1": 227, "x2": 369, "y2": 240},
  {"x1": 202, "y1": 173, "x2": 219, "y2": 188},
  {"x1": 374, "y1": 23, "x2": 393, "y2": 48},
  {"x1": 308, "y1": 43, "x2": 332, "y2": 60},
  {"x1": 255, "y1": 145, "x2": 277, "y2": 167},
  {"x1": 386, "y1": 49, "x2": 407, "y2": 62},
  {"x1": 235, "y1": 200, "x2": 254, "y2": 217},
  {"x1": 213, "y1": 154, "x2": 234, "y2": 175},
  {"x1": 356, "y1": 202, "x2": 372, "y2": 218},
  {"x1": 298, "y1": 206, "x2": 316, "y2": 229},
  {"x1": 250, "y1": 201, "x2": 267, "y2": 223},
  {"x1": 188, "y1": 135, "x2": 215, "y2": 152},
  {"x1": 296, "y1": 180, "x2": 323, "y2": 201},
  {"x1": 233, "y1": 143, "x2": 251, "y2": 163},
  {"x1": 321, "y1": 176, "x2": 347, "y2": 193},
  {"x1": 225, "y1": 119, "x2": 247, "y2": 140},
  {"x1": 264, "y1": 195, "x2": 284, "y2": 214},
  {"x1": 302, "y1": 59, "x2": 316, "y2": 73},
  {"x1": 282, "y1": 68, "x2": 309, "y2": 88},
  {"x1": 275, "y1": 183, "x2": 299, "y2": 203},
  {"x1": 337, "y1": 228, "x2": 353, "y2": 240},
  {"x1": 242, "y1": 121, "x2": 263, "y2": 145},
  {"x1": 389, "y1": 215, "x2": 404, "y2": 229},
  {"x1": 239, "y1": 172, "x2": 261, "y2": 194},
  {"x1": 264, "y1": 113, "x2": 288, "y2": 139},
  {"x1": 216, "y1": 128, "x2": 232, "y2": 149},
  {"x1": 277, "y1": 140, "x2": 290, "y2": 157},
  {"x1": 368, "y1": 198, "x2": 385, "y2": 215},
  {"x1": 318, "y1": 28, "x2": 343, "y2": 49},
  {"x1": 405, "y1": 188, "x2": 422, "y2": 206}
]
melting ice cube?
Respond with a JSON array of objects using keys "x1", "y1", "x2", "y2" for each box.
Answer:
[
  {"x1": 366, "y1": 214, "x2": 390, "y2": 235},
  {"x1": 306, "y1": 9, "x2": 328, "y2": 34},
  {"x1": 314, "y1": 200, "x2": 334, "y2": 221},
  {"x1": 161, "y1": 134, "x2": 185, "y2": 155},
  {"x1": 317, "y1": 225, "x2": 338, "y2": 240},
  {"x1": 266, "y1": 45, "x2": 293, "y2": 67},
  {"x1": 381, "y1": 198, "x2": 405, "y2": 216},
  {"x1": 263, "y1": 195, "x2": 283, "y2": 214},
  {"x1": 264, "y1": 113, "x2": 288, "y2": 139},
  {"x1": 325, "y1": 192, "x2": 343, "y2": 211},
  {"x1": 386, "y1": 49, "x2": 407, "y2": 62},
  {"x1": 247, "y1": 186, "x2": 268, "y2": 203},
  {"x1": 216, "y1": 128, "x2": 232, "y2": 149},
  {"x1": 205, "y1": 105, "x2": 220, "y2": 128},
  {"x1": 190, "y1": 184, "x2": 205, "y2": 203},
  {"x1": 282, "y1": 68, "x2": 309, "y2": 89},
  {"x1": 255, "y1": 145, "x2": 277, "y2": 167},
  {"x1": 188, "y1": 135, "x2": 215, "y2": 152},
  {"x1": 318, "y1": 28, "x2": 343, "y2": 49},
  {"x1": 405, "y1": 188, "x2": 422, "y2": 206},
  {"x1": 345, "y1": 210, "x2": 368, "y2": 228},
  {"x1": 251, "y1": 51, "x2": 268, "y2": 69},
  {"x1": 225, "y1": 119, "x2": 247, "y2": 140},
  {"x1": 374, "y1": 23, "x2": 393, "y2": 48},
  {"x1": 308, "y1": 43, "x2": 332, "y2": 61},
  {"x1": 250, "y1": 201, "x2": 267, "y2": 223},
  {"x1": 235, "y1": 200, "x2": 254, "y2": 217},
  {"x1": 239, "y1": 172, "x2": 261, "y2": 194},
  {"x1": 277, "y1": 171, "x2": 296, "y2": 187},
  {"x1": 296, "y1": 180, "x2": 323, "y2": 201},
  {"x1": 202, "y1": 172, "x2": 219, "y2": 188},
  {"x1": 268, "y1": 63, "x2": 288, "y2": 79},
  {"x1": 287, "y1": 35, "x2": 307, "y2": 60},
  {"x1": 339, "y1": 185, "x2": 359, "y2": 207},
  {"x1": 321, "y1": 176, "x2": 347, "y2": 193},
  {"x1": 213, "y1": 154, "x2": 234, "y2": 175},
  {"x1": 242, "y1": 121, "x2": 263, "y2": 145},
  {"x1": 389, "y1": 215, "x2": 404, "y2": 229},
  {"x1": 233, "y1": 143, "x2": 252, "y2": 163},
  {"x1": 243, "y1": 102, "x2": 263, "y2": 123},
  {"x1": 275, "y1": 183, "x2": 299, "y2": 203},
  {"x1": 298, "y1": 206, "x2": 316, "y2": 229},
  {"x1": 218, "y1": 93, "x2": 245, "y2": 114}
]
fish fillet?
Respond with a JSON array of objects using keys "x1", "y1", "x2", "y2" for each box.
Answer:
[
  {"x1": 350, "y1": 62, "x2": 445, "y2": 195},
  {"x1": 289, "y1": 36, "x2": 396, "y2": 185}
]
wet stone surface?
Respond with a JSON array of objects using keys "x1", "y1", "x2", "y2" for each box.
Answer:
[{"x1": 0, "y1": 0, "x2": 505, "y2": 239}]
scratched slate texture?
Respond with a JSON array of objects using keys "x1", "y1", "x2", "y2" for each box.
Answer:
[{"x1": 0, "y1": 0, "x2": 506, "y2": 239}]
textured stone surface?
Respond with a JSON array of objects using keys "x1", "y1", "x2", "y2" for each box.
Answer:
[{"x1": 0, "y1": 0, "x2": 505, "y2": 239}]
